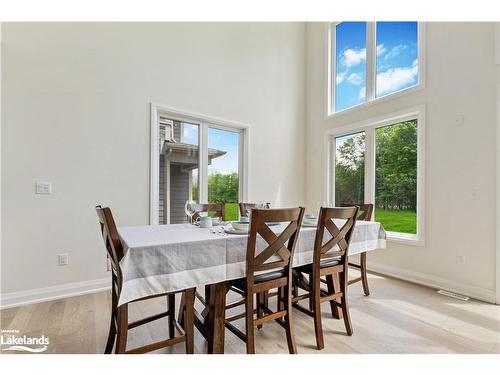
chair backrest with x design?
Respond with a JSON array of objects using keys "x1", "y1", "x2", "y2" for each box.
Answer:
[
  {"x1": 313, "y1": 206, "x2": 358, "y2": 268},
  {"x1": 239, "y1": 202, "x2": 257, "y2": 218},
  {"x1": 96, "y1": 205, "x2": 125, "y2": 294},
  {"x1": 246, "y1": 207, "x2": 305, "y2": 278},
  {"x1": 340, "y1": 202, "x2": 373, "y2": 221},
  {"x1": 190, "y1": 203, "x2": 226, "y2": 222}
]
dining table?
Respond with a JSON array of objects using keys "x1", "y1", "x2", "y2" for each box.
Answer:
[{"x1": 117, "y1": 220, "x2": 386, "y2": 353}]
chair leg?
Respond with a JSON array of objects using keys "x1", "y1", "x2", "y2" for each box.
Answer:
[
  {"x1": 326, "y1": 275, "x2": 341, "y2": 319},
  {"x1": 256, "y1": 293, "x2": 263, "y2": 330},
  {"x1": 284, "y1": 285, "x2": 297, "y2": 354},
  {"x1": 278, "y1": 287, "x2": 285, "y2": 312},
  {"x1": 263, "y1": 290, "x2": 269, "y2": 310},
  {"x1": 105, "y1": 314, "x2": 116, "y2": 354},
  {"x1": 177, "y1": 290, "x2": 186, "y2": 328},
  {"x1": 168, "y1": 293, "x2": 176, "y2": 339},
  {"x1": 245, "y1": 292, "x2": 255, "y2": 354},
  {"x1": 105, "y1": 288, "x2": 117, "y2": 354},
  {"x1": 115, "y1": 304, "x2": 128, "y2": 354},
  {"x1": 340, "y1": 271, "x2": 353, "y2": 336},
  {"x1": 360, "y1": 252, "x2": 370, "y2": 296},
  {"x1": 331, "y1": 274, "x2": 343, "y2": 319},
  {"x1": 184, "y1": 288, "x2": 195, "y2": 354},
  {"x1": 312, "y1": 278, "x2": 324, "y2": 350}
]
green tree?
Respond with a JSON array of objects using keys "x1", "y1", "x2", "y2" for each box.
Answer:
[
  {"x1": 335, "y1": 133, "x2": 365, "y2": 205},
  {"x1": 334, "y1": 120, "x2": 417, "y2": 213},
  {"x1": 208, "y1": 172, "x2": 239, "y2": 204},
  {"x1": 375, "y1": 120, "x2": 417, "y2": 211}
]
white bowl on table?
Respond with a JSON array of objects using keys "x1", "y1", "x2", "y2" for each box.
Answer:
[{"x1": 231, "y1": 221, "x2": 250, "y2": 232}]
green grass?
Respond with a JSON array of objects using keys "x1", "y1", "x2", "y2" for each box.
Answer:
[
  {"x1": 207, "y1": 203, "x2": 239, "y2": 221},
  {"x1": 374, "y1": 209, "x2": 416, "y2": 234},
  {"x1": 224, "y1": 203, "x2": 239, "y2": 221}
]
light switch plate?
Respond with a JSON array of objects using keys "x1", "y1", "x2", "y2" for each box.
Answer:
[
  {"x1": 36, "y1": 182, "x2": 52, "y2": 194},
  {"x1": 58, "y1": 254, "x2": 69, "y2": 266}
]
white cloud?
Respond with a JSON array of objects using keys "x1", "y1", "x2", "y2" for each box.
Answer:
[
  {"x1": 358, "y1": 87, "x2": 366, "y2": 100},
  {"x1": 347, "y1": 72, "x2": 363, "y2": 85},
  {"x1": 376, "y1": 59, "x2": 418, "y2": 95},
  {"x1": 384, "y1": 44, "x2": 407, "y2": 61},
  {"x1": 342, "y1": 48, "x2": 366, "y2": 68},
  {"x1": 336, "y1": 70, "x2": 348, "y2": 84},
  {"x1": 376, "y1": 44, "x2": 386, "y2": 57}
]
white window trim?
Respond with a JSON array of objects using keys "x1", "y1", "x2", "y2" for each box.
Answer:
[
  {"x1": 325, "y1": 105, "x2": 426, "y2": 246},
  {"x1": 325, "y1": 22, "x2": 426, "y2": 119},
  {"x1": 150, "y1": 103, "x2": 249, "y2": 225}
]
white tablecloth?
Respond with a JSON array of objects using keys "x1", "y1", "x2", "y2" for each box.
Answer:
[{"x1": 117, "y1": 221, "x2": 386, "y2": 306}]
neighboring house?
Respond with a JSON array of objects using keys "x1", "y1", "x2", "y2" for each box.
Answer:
[{"x1": 159, "y1": 119, "x2": 226, "y2": 224}]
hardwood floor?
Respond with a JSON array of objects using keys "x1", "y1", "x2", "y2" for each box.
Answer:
[{"x1": 1, "y1": 271, "x2": 499, "y2": 354}]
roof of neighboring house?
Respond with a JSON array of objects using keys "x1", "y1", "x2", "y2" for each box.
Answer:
[
  {"x1": 165, "y1": 142, "x2": 226, "y2": 157},
  {"x1": 162, "y1": 141, "x2": 226, "y2": 169}
]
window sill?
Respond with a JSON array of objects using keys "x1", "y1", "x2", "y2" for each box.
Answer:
[
  {"x1": 326, "y1": 83, "x2": 425, "y2": 121},
  {"x1": 386, "y1": 231, "x2": 424, "y2": 247}
]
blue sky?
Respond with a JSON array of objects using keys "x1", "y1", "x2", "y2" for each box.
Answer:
[
  {"x1": 335, "y1": 22, "x2": 418, "y2": 111},
  {"x1": 207, "y1": 128, "x2": 239, "y2": 174},
  {"x1": 182, "y1": 124, "x2": 239, "y2": 174}
]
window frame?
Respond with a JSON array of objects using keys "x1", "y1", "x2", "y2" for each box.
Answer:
[
  {"x1": 325, "y1": 106, "x2": 426, "y2": 245},
  {"x1": 326, "y1": 22, "x2": 426, "y2": 118},
  {"x1": 150, "y1": 103, "x2": 249, "y2": 225}
]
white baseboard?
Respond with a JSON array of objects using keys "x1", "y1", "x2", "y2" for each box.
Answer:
[
  {"x1": 368, "y1": 262, "x2": 497, "y2": 304},
  {"x1": 0, "y1": 277, "x2": 111, "y2": 309}
]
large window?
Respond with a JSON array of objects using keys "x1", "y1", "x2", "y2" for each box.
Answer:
[
  {"x1": 330, "y1": 22, "x2": 422, "y2": 114},
  {"x1": 151, "y1": 106, "x2": 247, "y2": 225},
  {"x1": 329, "y1": 109, "x2": 424, "y2": 243}
]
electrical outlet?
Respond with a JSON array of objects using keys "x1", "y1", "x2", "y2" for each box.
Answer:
[
  {"x1": 454, "y1": 115, "x2": 465, "y2": 125},
  {"x1": 58, "y1": 253, "x2": 69, "y2": 266},
  {"x1": 458, "y1": 255, "x2": 466, "y2": 265}
]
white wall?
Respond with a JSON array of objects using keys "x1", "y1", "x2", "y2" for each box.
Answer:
[
  {"x1": 1, "y1": 23, "x2": 306, "y2": 298},
  {"x1": 305, "y1": 22, "x2": 498, "y2": 302},
  {"x1": 496, "y1": 24, "x2": 500, "y2": 304}
]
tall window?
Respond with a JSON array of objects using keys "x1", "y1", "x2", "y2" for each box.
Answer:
[
  {"x1": 158, "y1": 119, "x2": 200, "y2": 224},
  {"x1": 334, "y1": 132, "x2": 365, "y2": 205},
  {"x1": 330, "y1": 109, "x2": 424, "y2": 243},
  {"x1": 376, "y1": 22, "x2": 419, "y2": 98},
  {"x1": 375, "y1": 120, "x2": 417, "y2": 234},
  {"x1": 330, "y1": 22, "x2": 422, "y2": 114},
  {"x1": 334, "y1": 22, "x2": 367, "y2": 112},
  {"x1": 208, "y1": 127, "x2": 241, "y2": 221},
  {"x1": 152, "y1": 107, "x2": 246, "y2": 225}
]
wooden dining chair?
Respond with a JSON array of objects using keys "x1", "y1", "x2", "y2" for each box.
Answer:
[
  {"x1": 224, "y1": 207, "x2": 305, "y2": 354},
  {"x1": 340, "y1": 203, "x2": 374, "y2": 296},
  {"x1": 238, "y1": 203, "x2": 256, "y2": 218},
  {"x1": 190, "y1": 203, "x2": 225, "y2": 222},
  {"x1": 292, "y1": 206, "x2": 358, "y2": 350},
  {"x1": 96, "y1": 205, "x2": 195, "y2": 354}
]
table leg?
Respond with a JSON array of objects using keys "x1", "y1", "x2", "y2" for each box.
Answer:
[{"x1": 206, "y1": 282, "x2": 227, "y2": 354}]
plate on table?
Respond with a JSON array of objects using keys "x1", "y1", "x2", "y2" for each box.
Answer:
[
  {"x1": 265, "y1": 222, "x2": 281, "y2": 226},
  {"x1": 302, "y1": 219, "x2": 318, "y2": 227},
  {"x1": 224, "y1": 227, "x2": 249, "y2": 235}
]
